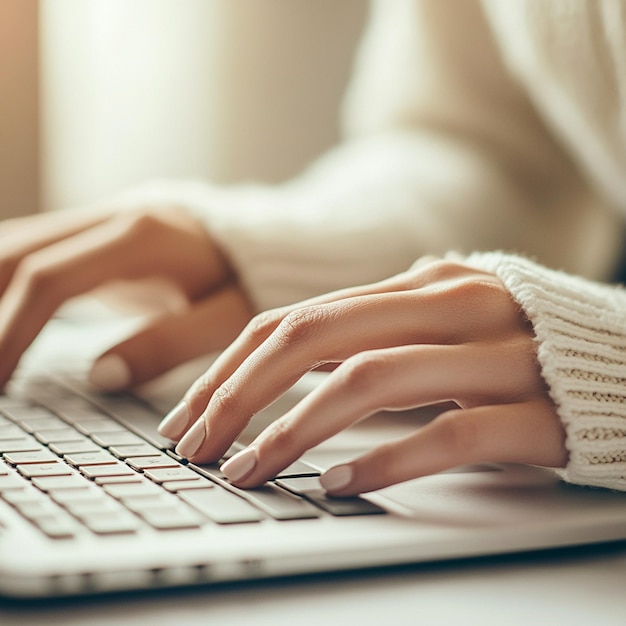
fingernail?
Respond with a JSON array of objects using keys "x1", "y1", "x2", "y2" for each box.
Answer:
[
  {"x1": 221, "y1": 447, "x2": 257, "y2": 483},
  {"x1": 158, "y1": 401, "x2": 191, "y2": 440},
  {"x1": 89, "y1": 354, "x2": 132, "y2": 392},
  {"x1": 175, "y1": 419, "x2": 206, "y2": 459},
  {"x1": 320, "y1": 465, "x2": 353, "y2": 492}
]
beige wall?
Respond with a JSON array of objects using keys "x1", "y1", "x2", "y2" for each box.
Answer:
[
  {"x1": 0, "y1": 0, "x2": 39, "y2": 218},
  {"x1": 40, "y1": 0, "x2": 367, "y2": 212},
  {"x1": 0, "y1": 1, "x2": 367, "y2": 218}
]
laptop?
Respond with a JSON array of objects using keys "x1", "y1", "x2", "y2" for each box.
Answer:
[{"x1": 2, "y1": 305, "x2": 626, "y2": 600}]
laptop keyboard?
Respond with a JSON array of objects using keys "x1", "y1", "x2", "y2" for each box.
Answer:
[{"x1": 0, "y1": 372, "x2": 385, "y2": 540}]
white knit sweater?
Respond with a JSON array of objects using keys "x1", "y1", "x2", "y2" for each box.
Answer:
[
  {"x1": 468, "y1": 252, "x2": 626, "y2": 490},
  {"x1": 114, "y1": 1, "x2": 626, "y2": 490}
]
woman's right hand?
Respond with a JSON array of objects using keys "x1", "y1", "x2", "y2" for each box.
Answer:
[{"x1": 0, "y1": 204, "x2": 254, "y2": 390}]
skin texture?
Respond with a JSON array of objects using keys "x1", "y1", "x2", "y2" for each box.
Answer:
[
  {"x1": 0, "y1": 206, "x2": 253, "y2": 388},
  {"x1": 0, "y1": 208, "x2": 567, "y2": 495},
  {"x1": 163, "y1": 259, "x2": 568, "y2": 495}
]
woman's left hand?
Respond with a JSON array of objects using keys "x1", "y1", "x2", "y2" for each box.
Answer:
[{"x1": 159, "y1": 258, "x2": 568, "y2": 495}]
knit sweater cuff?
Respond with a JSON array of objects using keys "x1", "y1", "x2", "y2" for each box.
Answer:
[{"x1": 465, "y1": 251, "x2": 626, "y2": 492}]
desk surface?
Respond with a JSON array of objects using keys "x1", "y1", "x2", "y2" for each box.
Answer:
[{"x1": 1, "y1": 543, "x2": 625, "y2": 626}]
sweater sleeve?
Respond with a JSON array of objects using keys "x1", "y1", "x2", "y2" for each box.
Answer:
[
  {"x1": 466, "y1": 251, "x2": 626, "y2": 492},
  {"x1": 104, "y1": 1, "x2": 610, "y2": 313}
]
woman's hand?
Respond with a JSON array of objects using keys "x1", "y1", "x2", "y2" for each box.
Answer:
[
  {"x1": 160, "y1": 258, "x2": 568, "y2": 495},
  {"x1": 0, "y1": 205, "x2": 253, "y2": 389}
]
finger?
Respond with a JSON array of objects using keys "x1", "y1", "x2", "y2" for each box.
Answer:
[
  {"x1": 158, "y1": 271, "x2": 426, "y2": 448},
  {"x1": 0, "y1": 206, "x2": 114, "y2": 296},
  {"x1": 89, "y1": 284, "x2": 253, "y2": 395},
  {"x1": 181, "y1": 272, "x2": 422, "y2": 396},
  {"x1": 168, "y1": 292, "x2": 401, "y2": 451},
  {"x1": 213, "y1": 338, "x2": 543, "y2": 482},
  {"x1": 0, "y1": 212, "x2": 222, "y2": 385},
  {"x1": 319, "y1": 399, "x2": 567, "y2": 496},
  {"x1": 178, "y1": 262, "x2": 509, "y2": 430},
  {"x1": 176, "y1": 278, "x2": 524, "y2": 462},
  {"x1": 176, "y1": 262, "x2": 455, "y2": 411}
]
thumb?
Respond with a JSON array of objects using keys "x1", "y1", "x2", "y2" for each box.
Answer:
[{"x1": 88, "y1": 284, "x2": 253, "y2": 391}]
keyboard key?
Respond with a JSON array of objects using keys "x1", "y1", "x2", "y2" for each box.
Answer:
[
  {"x1": 103, "y1": 481, "x2": 163, "y2": 499},
  {"x1": 54, "y1": 406, "x2": 110, "y2": 425},
  {"x1": 109, "y1": 444, "x2": 162, "y2": 459},
  {"x1": 0, "y1": 396, "x2": 32, "y2": 410},
  {"x1": 0, "y1": 475, "x2": 26, "y2": 491},
  {"x1": 17, "y1": 462, "x2": 75, "y2": 478},
  {"x1": 162, "y1": 480, "x2": 216, "y2": 492},
  {"x1": 144, "y1": 467, "x2": 202, "y2": 483},
  {"x1": 80, "y1": 463, "x2": 138, "y2": 479},
  {"x1": 233, "y1": 484, "x2": 321, "y2": 520},
  {"x1": 122, "y1": 494, "x2": 180, "y2": 513},
  {"x1": 67, "y1": 498, "x2": 127, "y2": 518},
  {"x1": 49, "y1": 439, "x2": 101, "y2": 455},
  {"x1": 64, "y1": 451, "x2": 119, "y2": 467},
  {"x1": 17, "y1": 416, "x2": 66, "y2": 432},
  {"x1": 0, "y1": 425, "x2": 26, "y2": 439},
  {"x1": 91, "y1": 432, "x2": 146, "y2": 447},
  {"x1": 49, "y1": 488, "x2": 107, "y2": 508},
  {"x1": 3, "y1": 449, "x2": 58, "y2": 464},
  {"x1": 138, "y1": 505, "x2": 203, "y2": 530},
  {"x1": 274, "y1": 459, "x2": 321, "y2": 478},
  {"x1": 2, "y1": 485, "x2": 48, "y2": 506},
  {"x1": 32, "y1": 475, "x2": 91, "y2": 492},
  {"x1": 198, "y1": 467, "x2": 320, "y2": 521},
  {"x1": 276, "y1": 477, "x2": 386, "y2": 516},
  {"x1": 0, "y1": 437, "x2": 42, "y2": 453},
  {"x1": 31, "y1": 514, "x2": 78, "y2": 539},
  {"x1": 179, "y1": 489, "x2": 264, "y2": 524},
  {"x1": 3, "y1": 407, "x2": 57, "y2": 424},
  {"x1": 80, "y1": 511, "x2": 140, "y2": 535},
  {"x1": 94, "y1": 474, "x2": 144, "y2": 485},
  {"x1": 75, "y1": 419, "x2": 126, "y2": 435},
  {"x1": 34, "y1": 428, "x2": 87, "y2": 444},
  {"x1": 126, "y1": 455, "x2": 180, "y2": 471},
  {"x1": 14, "y1": 499, "x2": 63, "y2": 519}
]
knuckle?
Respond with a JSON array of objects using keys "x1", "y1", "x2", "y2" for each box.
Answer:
[
  {"x1": 185, "y1": 376, "x2": 216, "y2": 413},
  {"x1": 209, "y1": 382, "x2": 241, "y2": 417},
  {"x1": 118, "y1": 210, "x2": 162, "y2": 240},
  {"x1": 449, "y1": 276, "x2": 501, "y2": 303},
  {"x1": 368, "y1": 442, "x2": 401, "y2": 485},
  {"x1": 435, "y1": 278, "x2": 509, "y2": 327},
  {"x1": 263, "y1": 417, "x2": 299, "y2": 452},
  {"x1": 188, "y1": 375, "x2": 213, "y2": 399},
  {"x1": 407, "y1": 259, "x2": 465, "y2": 286},
  {"x1": 14, "y1": 255, "x2": 62, "y2": 300},
  {"x1": 337, "y1": 352, "x2": 394, "y2": 396},
  {"x1": 0, "y1": 253, "x2": 19, "y2": 277},
  {"x1": 434, "y1": 409, "x2": 479, "y2": 460},
  {"x1": 274, "y1": 306, "x2": 328, "y2": 347},
  {"x1": 0, "y1": 254, "x2": 20, "y2": 291},
  {"x1": 245, "y1": 309, "x2": 285, "y2": 342}
]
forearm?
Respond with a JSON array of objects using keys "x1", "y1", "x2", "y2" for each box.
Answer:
[{"x1": 112, "y1": 129, "x2": 599, "y2": 312}]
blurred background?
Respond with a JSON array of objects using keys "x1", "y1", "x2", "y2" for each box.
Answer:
[{"x1": 0, "y1": 0, "x2": 367, "y2": 218}]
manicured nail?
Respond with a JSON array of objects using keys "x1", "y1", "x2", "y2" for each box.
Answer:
[
  {"x1": 320, "y1": 464, "x2": 353, "y2": 492},
  {"x1": 89, "y1": 354, "x2": 132, "y2": 392},
  {"x1": 158, "y1": 400, "x2": 190, "y2": 440},
  {"x1": 175, "y1": 419, "x2": 206, "y2": 459},
  {"x1": 221, "y1": 447, "x2": 257, "y2": 483}
]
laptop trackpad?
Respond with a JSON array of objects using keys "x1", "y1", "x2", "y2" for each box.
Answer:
[{"x1": 375, "y1": 464, "x2": 626, "y2": 528}]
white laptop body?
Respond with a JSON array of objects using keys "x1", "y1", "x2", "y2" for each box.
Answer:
[{"x1": 2, "y1": 313, "x2": 626, "y2": 600}]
